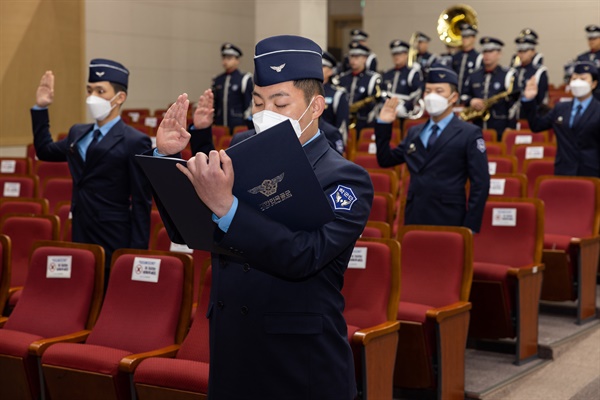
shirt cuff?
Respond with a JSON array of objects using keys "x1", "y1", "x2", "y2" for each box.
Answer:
[
  {"x1": 153, "y1": 148, "x2": 167, "y2": 157},
  {"x1": 521, "y1": 97, "x2": 534, "y2": 103},
  {"x1": 32, "y1": 105, "x2": 47, "y2": 110},
  {"x1": 212, "y1": 196, "x2": 238, "y2": 233},
  {"x1": 377, "y1": 119, "x2": 392, "y2": 124}
]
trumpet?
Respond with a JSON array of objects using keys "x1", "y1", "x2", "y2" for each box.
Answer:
[{"x1": 460, "y1": 77, "x2": 515, "y2": 122}]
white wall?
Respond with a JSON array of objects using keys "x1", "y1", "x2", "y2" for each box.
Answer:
[
  {"x1": 364, "y1": 0, "x2": 600, "y2": 85},
  {"x1": 85, "y1": 0, "x2": 255, "y2": 112}
]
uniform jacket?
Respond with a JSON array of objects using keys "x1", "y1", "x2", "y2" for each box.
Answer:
[
  {"x1": 375, "y1": 116, "x2": 490, "y2": 232},
  {"x1": 338, "y1": 69, "x2": 382, "y2": 125},
  {"x1": 452, "y1": 48, "x2": 482, "y2": 93},
  {"x1": 515, "y1": 62, "x2": 549, "y2": 106},
  {"x1": 462, "y1": 66, "x2": 518, "y2": 137},
  {"x1": 322, "y1": 82, "x2": 349, "y2": 140},
  {"x1": 522, "y1": 97, "x2": 600, "y2": 177},
  {"x1": 161, "y1": 129, "x2": 374, "y2": 399},
  {"x1": 576, "y1": 50, "x2": 600, "y2": 101},
  {"x1": 31, "y1": 109, "x2": 152, "y2": 258},
  {"x1": 211, "y1": 69, "x2": 253, "y2": 127},
  {"x1": 382, "y1": 65, "x2": 424, "y2": 113}
]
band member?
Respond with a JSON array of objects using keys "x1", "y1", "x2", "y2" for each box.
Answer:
[
  {"x1": 452, "y1": 23, "x2": 482, "y2": 94},
  {"x1": 576, "y1": 25, "x2": 600, "y2": 100},
  {"x1": 341, "y1": 29, "x2": 378, "y2": 73},
  {"x1": 514, "y1": 35, "x2": 549, "y2": 119},
  {"x1": 461, "y1": 37, "x2": 518, "y2": 139},
  {"x1": 322, "y1": 51, "x2": 350, "y2": 145},
  {"x1": 510, "y1": 28, "x2": 544, "y2": 67},
  {"x1": 415, "y1": 32, "x2": 438, "y2": 71},
  {"x1": 338, "y1": 41, "x2": 382, "y2": 137}
]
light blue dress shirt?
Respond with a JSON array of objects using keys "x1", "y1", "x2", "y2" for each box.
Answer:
[{"x1": 419, "y1": 113, "x2": 454, "y2": 148}]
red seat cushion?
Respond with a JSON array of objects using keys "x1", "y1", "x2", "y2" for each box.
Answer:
[
  {"x1": 42, "y1": 343, "x2": 130, "y2": 375},
  {"x1": 398, "y1": 301, "x2": 434, "y2": 324},
  {"x1": 543, "y1": 234, "x2": 573, "y2": 251},
  {"x1": 134, "y1": 357, "x2": 209, "y2": 394},
  {"x1": 0, "y1": 329, "x2": 43, "y2": 358},
  {"x1": 8, "y1": 289, "x2": 21, "y2": 308}
]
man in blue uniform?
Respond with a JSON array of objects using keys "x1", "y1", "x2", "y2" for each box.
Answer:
[
  {"x1": 211, "y1": 43, "x2": 253, "y2": 128},
  {"x1": 322, "y1": 50, "x2": 349, "y2": 146},
  {"x1": 374, "y1": 65, "x2": 490, "y2": 232},
  {"x1": 338, "y1": 41, "x2": 383, "y2": 137},
  {"x1": 31, "y1": 59, "x2": 152, "y2": 283},
  {"x1": 415, "y1": 32, "x2": 438, "y2": 72},
  {"x1": 382, "y1": 39, "x2": 424, "y2": 119},
  {"x1": 522, "y1": 61, "x2": 600, "y2": 177},
  {"x1": 461, "y1": 37, "x2": 518, "y2": 139},
  {"x1": 576, "y1": 25, "x2": 600, "y2": 100},
  {"x1": 513, "y1": 35, "x2": 549, "y2": 120},
  {"x1": 341, "y1": 29, "x2": 378, "y2": 73},
  {"x1": 452, "y1": 23, "x2": 482, "y2": 94},
  {"x1": 510, "y1": 28, "x2": 544, "y2": 68},
  {"x1": 154, "y1": 35, "x2": 374, "y2": 399}
]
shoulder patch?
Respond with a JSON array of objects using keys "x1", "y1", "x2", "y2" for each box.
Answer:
[
  {"x1": 330, "y1": 185, "x2": 357, "y2": 211},
  {"x1": 476, "y1": 138, "x2": 486, "y2": 153}
]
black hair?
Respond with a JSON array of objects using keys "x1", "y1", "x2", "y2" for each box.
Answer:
[
  {"x1": 293, "y1": 79, "x2": 324, "y2": 106},
  {"x1": 110, "y1": 82, "x2": 128, "y2": 95}
]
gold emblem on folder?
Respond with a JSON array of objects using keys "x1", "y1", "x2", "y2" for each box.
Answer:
[{"x1": 248, "y1": 173, "x2": 285, "y2": 197}]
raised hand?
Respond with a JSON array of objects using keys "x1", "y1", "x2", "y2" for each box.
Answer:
[
  {"x1": 36, "y1": 71, "x2": 55, "y2": 107},
  {"x1": 193, "y1": 89, "x2": 215, "y2": 129},
  {"x1": 378, "y1": 96, "x2": 399, "y2": 123},
  {"x1": 177, "y1": 149, "x2": 234, "y2": 217},
  {"x1": 523, "y1": 77, "x2": 538, "y2": 100},
  {"x1": 156, "y1": 93, "x2": 191, "y2": 155}
]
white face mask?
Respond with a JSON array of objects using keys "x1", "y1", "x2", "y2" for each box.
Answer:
[
  {"x1": 569, "y1": 79, "x2": 592, "y2": 98},
  {"x1": 424, "y1": 92, "x2": 452, "y2": 117},
  {"x1": 253, "y1": 97, "x2": 315, "y2": 138},
  {"x1": 86, "y1": 93, "x2": 120, "y2": 121}
]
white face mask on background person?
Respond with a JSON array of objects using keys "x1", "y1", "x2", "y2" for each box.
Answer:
[
  {"x1": 253, "y1": 97, "x2": 315, "y2": 138},
  {"x1": 423, "y1": 92, "x2": 452, "y2": 117},
  {"x1": 86, "y1": 93, "x2": 120, "y2": 121},
  {"x1": 569, "y1": 79, "x2": 592, "y2": 98}
]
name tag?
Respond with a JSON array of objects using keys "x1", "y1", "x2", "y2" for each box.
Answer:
[
  {"x1": 145, "y1": 117, "x2": 158, "y2": 128},
  {"x1": 488, "y1": 162, "x2": 497, "y2": 175},
  {"x1": 492, "y1": 208, "x2": 517, "y2": 226},
  {"x1": 131, "y1": 257, "x2": 161, "y2": 283},
  {"x1": 129, "y1": 112, "x2": 140, "y2": 123},
  {"x1": 1, "y1": 160, "x2": 16, "y2": 173},
  {"x1": 348, "y1": 247, "x2": 367, "y2": 269},
  {"x1": 3, "y1": 182, "x2": 20, "y2": 197},
  {"x1": 515, "y1": 135, "x2": 533, "y2": 144},
  {"x1": 489, "y1": 178, "x2": 506, "y2": 195},
  {"x1": 525, "y1": 146, "x2": 544, "y2": 159},
  {"x1": 169, "y1": 242, "x2": 194, "y2": 254},
  {"x1": 47, "y1": 255, "x2": 73, "y2": 279}
]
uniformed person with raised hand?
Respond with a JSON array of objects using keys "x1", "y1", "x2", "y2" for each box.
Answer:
[
  {"x1": 452, "y1": 23, "x2": 482, "y2": 94},
  {"x1": 461, "y1": 37, "x2": 518, "y2": 139},
  {"x1": 374, "y1": 65, "x2": 490, "y2": 232},
  {"x1": 382, "y1": 39, "x2": 424, "y2": 119},
  {"x1": 31, "y1": 59, "x2": 153, "y2": 286},
  {"x1": 211, "y1": 43, "x2": 253, "y2": 129},
  {"x1": 338, "y1": 41, "x2": 383, "y2": 137},
  {"x1": 576, "y1": 25, "x2": 600, "y2": 100},
  {"x1": 341, "y1": 29, "x2": 378, "y2": 73},
  {"x1": 321, "y1": 50, "x2": 349, "y2": 147},
  {"x1": 153, "y1": 35, "x2": 374, "y2": 400},
  {"x1": 522, "y1": 61, "x2": 600, "y2": 177},
  {"x1": 510, "y1": 28, "x2": 544, "y2": 68}
]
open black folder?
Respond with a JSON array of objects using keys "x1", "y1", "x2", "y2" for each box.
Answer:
[{"x1": 136, "y1": 120, "x2": 335, "y2": 252}]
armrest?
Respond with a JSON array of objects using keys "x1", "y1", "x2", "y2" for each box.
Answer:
[
  {"x1": 29, "y1": 330, "x2": 91, "y2": 356},
  {"x1": 119, "y1": 344, "x2": 181, "y2": 373},
  {"x1": 0, "y1": 316, "x2": 7, "y2": 327},
  {"x1": 507, "y1": 263, "x2": 545, "y2": 278},
  {"x1": 8, "y1": 286, "x2": 23, "y2": 296},
  {"x1": 426, "y1": 301, "x2": 472, "y2": 323},
  {"x1": 352, "y1": 321, "x2": 400, "y2": 346},
  {"x1": 571, "y1": 235, "x2": 600, "y2": 247}
]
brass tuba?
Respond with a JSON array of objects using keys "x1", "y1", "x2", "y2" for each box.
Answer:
[{"x1": 437, "y1": 4, "x2": 479, "y2": 48}]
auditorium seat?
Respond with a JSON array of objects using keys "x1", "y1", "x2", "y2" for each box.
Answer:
[
  {"x1": 367, "y1": 168, "x2": 399, "y2": 200},
  {"x1": 402, "y1": 117, "x2": 428, "y2": 135},
  {"x1": 39, "y1": 176, "x2": 72, "y2": 212},
  {"x1": 0, "y1": 234, "x2": 10, "y2": 315},
  {"x1": 512, "y1": 143, "x2": 557, "y2": 172},
  {"x1": 0, "y1": 197, "x2": 49, "y2": 217},
  {"x1": 481, "y1": 129, "x2": 498, "y2": 142},
  {"x1": 501, "y1": 130, "x2": 549, "y2": 155},
  {"x1": 122, "y1": 108, "x2": 151, "y2": 124},
  {"x1": 54, "y1": 201, "x2": 72, "y2": 242},
  {"x1": 368, "y1": 192, "x2": 395, "y2": 226},
  {"x1": 395, "y1": 225, "x2": 473, "y2": 400},
  {"x1": 534, "y1": 176, "x2": 600, "y2": 323},
  {"x1": 0, "y1": 157, "x2": 32, "y2": 175},
  {"x1": 361, "y1": 221, "x2": 392, "y2": 239},
  {"x1": 523, "y1": 158, "x2": 555, "y2": 197},
  {"x1": 0, "y1": 213, "x2": 60, "y2": 310},
  {"x1": 0, "y1": 241, "x2": 104, "y2": 400},
  {"x1": 469, "y1": 198, "x2": 545, "y2": 363},
  {"x1": 0, "y1": 174, "x2": 39, "y2": 198},
  {"x1": 488, "y1": 173, "x2": 527, "y2": 198},
  {"x1": 34, "y1": 160, "x2": 70, "y2": 184},
  {"x1": 41, "y1": 249, "x2": 193, "y2": 400},
  {"x1": 343, "y1": 238, "x2": 401, "y2": 400},
  {"x1": 211, "y1": 125, "x2": 230, "y2": 145},
  {"x1": 484, "y1": 142, "x2": 506, "y2": 156},
  {"x1": 487, "y1": 154, "x2": 517, "y2": 175},
  {"x1": 217, "y1": 135, "x2": 233, "y2": 150},
  {"x1": 133, "y1": 263, "x2": 212, "y2": 400}
]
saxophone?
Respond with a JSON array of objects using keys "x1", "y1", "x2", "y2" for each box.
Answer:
[
  {"x1": 348, "y1": 81, "x2": 383, "y2": 129},
  {"x1": 460, "y1": 76, "x2": 515, "y2": 122}
]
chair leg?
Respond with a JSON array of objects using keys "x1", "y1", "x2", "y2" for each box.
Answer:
[
  {"x1": 541, "y1": 250, "x2": 574, "y2": 301},
  {"x1": 577, "y1": 241, "x2": 600, "y2": 324},
  {"x1": 436, "y1": 311, "x2": 470, "y2": 400},
  {"x1": 515, "y1": 271, "x2": 543, "y2": 364},
  {"x1": 361, "y1": 331, "x2": 399, "y2": 400}
]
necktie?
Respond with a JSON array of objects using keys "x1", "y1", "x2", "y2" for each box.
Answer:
[
  {"x1": 427, "y1": 124, "x2": 439, "y2": 150},
  {"x1": 86, "y1": 129, "x2": 102, "y2": 158},
  {"x1": 571, "y1": 104, "x2": 583, "y2": 128}
]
